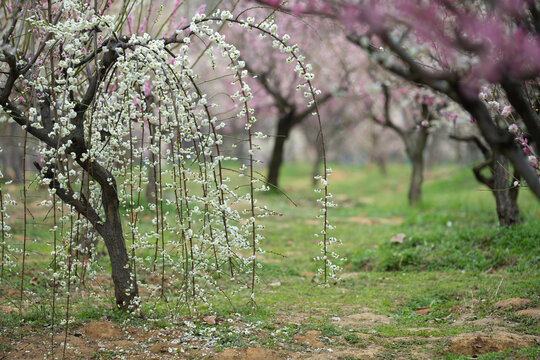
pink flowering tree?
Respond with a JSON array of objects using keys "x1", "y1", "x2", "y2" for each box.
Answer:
[
  {"x1": 0, "y1": 0, "x2": 334, "y2": 314},
  {"x1": 364, "y1": 76, "x2": 447, "y2": 205},
  {"x1": 229, "y1": 10, "x2": 354, "y2": 188},
  {"x1": 258, "y1": 0, "x2": 540, "y2": 204}
]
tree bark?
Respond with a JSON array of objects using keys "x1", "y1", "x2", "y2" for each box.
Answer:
[
  {"x1": 408, "y1": 151, "x2": 424, "y2": 205},
  {"x1": 267, "y1": 112, "x2": 295, "y2": 188},
  {"x1": 405, "y1": 125, "x2": 429, "y2": 206},
  {"x1": 451, "y1": 135, "x2": 521, "y2": 226},
  {"x1": 492, "y1": 152, "x2": 520, "y2": 226},
  {"x1": 312, "y1": 135, "x2": 324, "y2": 186},
  {"x1": 100, "y1": 182, "x2": 139, "y2": 310},
  {"x1": 0, "y1": 122, "x2": 23, "y2": 183}
]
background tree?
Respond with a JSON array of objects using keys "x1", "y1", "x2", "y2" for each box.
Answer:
[
  {"x1": 365, "y1": 79, "x2": 446, "y2": 205},
  {"x1": 231, "y1": 11, "x2": 355, "y2": 188},
  {"x1": 258, "y1": 0, "x2": 540, "y2": 205}
]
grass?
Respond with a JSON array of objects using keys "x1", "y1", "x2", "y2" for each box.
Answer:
[{"x1": 0, "y1": 162, "x2": 539, "y2": 358}]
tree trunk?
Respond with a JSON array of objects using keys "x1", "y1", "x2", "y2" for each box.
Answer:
[
  {"x1": 100, "y1": 184, "x2": 139, "y2": 310},
  {"x1": 492, "y1": 152, "x2": 520, "y2": 226},
  {"x1": 405, "y1": 127, "x2": 428, "y2": 206},
  {"x1": 78, "y1": 173, "x2": 97, "y2": 258},
  {"x1": 0, "y1": 122, "x2": 23, "y2": 183},
  {"x1": 267, "y1": 113, "x2": 294, "y2": 188},
  {"x1": 312, "y1": 136, "x2": 324, "y2": 186},
  {"x1": 370, "y1": 127, "x2": 387, "y2": 175},
  {"x1": 146, "y1": 162, "x2": 157, "y2": 204},
  {"x1": 408, "y1": 152, "x2": 424, "y2": 205}
]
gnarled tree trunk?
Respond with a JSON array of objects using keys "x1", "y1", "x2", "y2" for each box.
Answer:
[
  {"x1": 492, "y1": 152, "x2": 520, "y2": 226},
  {"x1": 451, "y1": 135, "x2": 520, "y2": 226}
]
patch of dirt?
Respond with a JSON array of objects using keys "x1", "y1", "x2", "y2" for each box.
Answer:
[
  {"x1": 81, "y1": 321, "x2": 124, "y2": 340},
  {"x1": 406, "y1": 327, "x2": 438, "y2": 333},
  {"x1": 274, "y1": 311, "x2": 322, "y2": 325},
  {"x1": 305, "y1": 345, "x2": 382, "y2": 359},
  {"x1": 335, "y1": 312, "x2": 392, "y2": 326},
  {"x1": 515, "y1": 308, "x2": 540, "y2": 318},
  {"x1": 7, "y1": 335, "x2": 99, "y2": 360},
  {"x1": 149, "y1": 342, "x2": 182, "y2": 354},
  {"x1": 470, "y1": 317, "x2": 503, "y2": 326},
  {"x1": 293, "y1": 330, "x2": 324, "y2": 348},
  {"x1": 414, "y1": 307, "x2": 430, "y2": 315},
  {"x1": 344, "y1": 215, "x2": 404, "y2": 226},
  {"x1": 110, "y1": 340, "x2": 134, "y2": 348},
  {"x1": 0, "y1": 305, "x2": 19, "y2": 314},
  {"x1": 3, "y1": 288, "x2": 19, "y2": 297},
  {"x1": 493, "y1": 298, "x2": 531, "y2": 310},
  {"x1": 213, "y1": 347, "x2": 289, "y2": 359},
  {"x1": 339, "y1": 272, "x2": 360, "y2": 279},
  {"x1": 448, "y1": 331, "x2": 539, "y2": 356}
]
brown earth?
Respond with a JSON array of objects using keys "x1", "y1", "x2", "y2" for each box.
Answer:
[
  {"x1": 448, "y1": 331, "x2": 540, "y2": 356},
  {"x1": 493, "y1": 298, "x2": 532, "y2": 310},
  {"x1": 515, "y1": 308, "x2": 540, "y2": 319},
  {"x1": 1, "y1": 303, "x2": 538, "y2": 360}
]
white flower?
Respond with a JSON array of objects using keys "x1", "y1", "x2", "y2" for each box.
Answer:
[
  {"x1": 501, "y1": 105, "x2": 512, "y2": 118},
  {"x1": 488, "y1": 101, "x2": 500, "y2": 111},
  {"x1": 508, "y1": 123, "x2": 519, "y2": 134}
]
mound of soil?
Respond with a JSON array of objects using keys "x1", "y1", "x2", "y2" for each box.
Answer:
[
  {"x1": 448, "y1": 331, "x2": 538, "y2": 355},
  {"x1": 82, "y1": 321, "x2": 124, "y2": 340},
  {"x1": 493, "y1": 298, "x2": 531, "y2": 310}
]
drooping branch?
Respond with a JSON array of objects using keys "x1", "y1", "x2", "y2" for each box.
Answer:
[{"x1": 33, "y1": 162, "x2": 104, "y2": 232}]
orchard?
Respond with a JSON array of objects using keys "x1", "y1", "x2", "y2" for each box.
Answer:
[{"x1": 0, "y1": 1, "x2": 538, "y2": 359}]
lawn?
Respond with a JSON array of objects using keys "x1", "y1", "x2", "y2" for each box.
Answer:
[{"x1": 1, "y1": 162, "x2": 539, "y2": 359}]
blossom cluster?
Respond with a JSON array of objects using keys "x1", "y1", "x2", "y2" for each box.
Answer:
[{"x1": 0, "y1": 0, "x2": 339, "y2": 314}]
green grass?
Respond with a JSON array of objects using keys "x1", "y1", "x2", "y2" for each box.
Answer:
[{"x1": 0, "y1": 162, "x2": 539, "y2": 358}]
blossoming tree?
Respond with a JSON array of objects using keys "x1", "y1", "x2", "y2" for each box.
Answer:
[
  {"x1": 365, "y1": 78, "x2": 447, "y2": 205},
  {"x1": 259, "y1": 0, "x2": 540, "y2": 205},
  {"x1": 0, "y1": 0, "x2": 335, "y2": 315},
  {"x1": 230, "y1": 10, "x2": 355, "y2": 188}
]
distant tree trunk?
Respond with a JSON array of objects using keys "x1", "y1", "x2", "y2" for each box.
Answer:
[
  {"x1": 370, "y1": 129, "x2": 387, "y2": 175},
  {"x1": 146, "y1": 162, "x2": 157, "y2": 204},
  {"x1": 405, "y1": 125, "x2": 429, "y2": 206},
  {"x1": 408, "y1": 151, "x2": 424, "y2": 205},
  {"x1": 267, "y1": 111, "x2": 296, "y2": 188},
  {"x1": 146, "y1": 123, "x2": 157, "y2": 204},
  {"x1": 312, "y1": 135, "x2": 324, "y2": 186},
  {"x1": 0, "y1": 122, "x2": 23, "y2": 183}
]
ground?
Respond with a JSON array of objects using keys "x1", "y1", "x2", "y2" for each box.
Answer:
[{"x1": 0, "y1": 164, "x2": 539, "y2": 359}]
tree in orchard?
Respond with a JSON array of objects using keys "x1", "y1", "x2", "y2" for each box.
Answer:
[
  {"x1": 0, "y1": 0, "x2": 336, "y2": 316},
  {"x1": 258, "y1": 1, "x2": 540, "y2": 211},
  {"x1": 230, "y1": 9, "x2": 356, "y2": 188},
  {"x1": 364, "y1": 76, "x2": 447, "y2": 205}
]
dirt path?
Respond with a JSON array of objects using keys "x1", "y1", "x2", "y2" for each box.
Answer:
[{"x1": 2, "y1": 297, "x2": 539, "y2": 359}]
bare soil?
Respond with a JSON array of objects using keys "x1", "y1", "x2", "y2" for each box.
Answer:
[{"x1": 2, "y1": 297, "x2": 539, "y2": 359}]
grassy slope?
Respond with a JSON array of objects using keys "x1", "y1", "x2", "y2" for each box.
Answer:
[{"x1": 0, "y1": 162, "x2": 539, "y2": 359}]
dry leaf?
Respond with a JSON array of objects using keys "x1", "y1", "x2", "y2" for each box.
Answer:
[{"x1": 390, "y1": 233, "x2": 406, "y2": 243}]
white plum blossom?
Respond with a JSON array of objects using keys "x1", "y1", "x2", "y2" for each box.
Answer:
[{"x1": 501, "y1": 105, "x2": 513, "y2": 118}]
